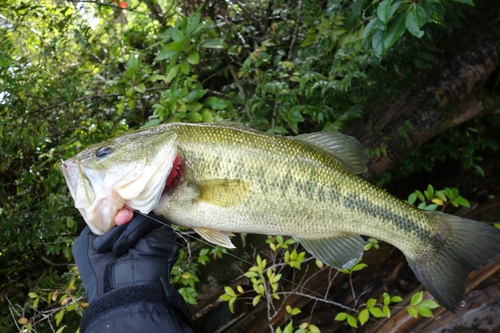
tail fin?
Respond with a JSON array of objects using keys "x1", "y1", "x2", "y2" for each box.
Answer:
[{"x1": 406, "y1": 211, "x2": 500, "y2": 313}]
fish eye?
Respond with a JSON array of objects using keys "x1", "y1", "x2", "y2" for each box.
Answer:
[{"x1": 95, "y1": 146, "x2": 113, "y2": 158}]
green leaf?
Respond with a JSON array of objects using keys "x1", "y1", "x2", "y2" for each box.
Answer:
[
  {"x1": 134, "y1": 83, "x2": 146, "y2": 94},
  {"x1": 186, "y1": 111, "x2": 203, "y2": 122},
  {"x1": 55, "y1": 325, "x2": 67, "y2": 333},
  {"x1": 391, "y1": 296, "x2": 403, "y2": 303},
  {"x1": 420, "y1": 300, "x2": 440, "y2": 309},
  {"x1": 142, "y1": 118, "x2": 162, "y2": 128},
  {"x1": 408, "y1": 192, "x2": 417, "y2": 204},
  {"x1": 308, "y1": 324, "x2": 320, "y2": 333},
  {"x1": 411, "y1": 291, "x2": 423, "y2": 305},
  {"x1": 166, "y1": 64, "x2": 180, "y2": 83},
  {"x1": 352, "y1": 263, "x2": 368, "y2": 271},
  {"x1": 383, "y1": 305, "x2": 391, "y2": 318},
  {"x1": 383, "y1": 14, "x2": 406, "y2": 51},
  {"x1": 180, "y1": 59, "x2": 190, "y2": 75},
  {"x1": 372, "y1": 30, "x2": 384, "y2": 57},
  {"x1": 200, "y1": 38, "x2": 226, "y2": 49},
  {"x1": 452, "y1": 0, "x2": 474, "y2": 5},
  {"x1": 156, "y1": 41, "x2": 187, "y2": 60},
  {"x1": 406, "y1": 5, "x2": 426, "y2": 38},
  {"x1": 456, "y1": 196, "x2": 470, "y2": 207},
  {"x1": 383, "y1": 293, "x2": 390, "y2": 306},
  {"x1": 281, "y1": 61, "x2": 295, "y2": 69},
  {"x1": 359, "y1": 309, "x2": 369, "y2": 325},
  {"x1": 417, "y1": 305, "x2": 434, "y2": 317},
  {"x1": 436, "y1": 191, "x2": 447, "y2": 202},
  {"x1": 427, "y1": 184, "x2": 435, "y2": 197},
  {"x1": 284, "y1": 320, "x2": 294, "y2": 333},
  {"x1": 55, "y1": 309, "x2": 65, "y2": 326},
  {"x1": 28, "y1": 292, "x2": 38, "y2": 299},
  {"x1": 186, "y1": 102, "x2": 203, "y2": 112},
  {"x1": 32, "y1": 297, "x2": 40, "y2": 309},
  {"x1": 363, "y1": 18, "x2": 379, "y2": 39},
  {"x1": 224, "y1": 286, "x2": 236, "y2": 297},
  {"x1": 201, "y1": 110, "x2": 214, "y2": 122},
  {"x1": 187, "y1": 52, "x2": 200, "y2": 65},
  {"x1": 347, "y1": 315, "x2": 358, "y2": 328},
  {"x1": 148, "y1": 74, "x2": 167, "y2": 82},
  {"x1": 204, "y1": 96, "x2": 228, "y2": 110},
  {"x1": 425, "y1": 204, "x2": 438, "y2": 211},
  {"x1": 407, "y1": 306, "x2": 418, "y2": 318},
  {"x1": 417, "y1": 202, "x2": 427, "y2": 209},
  {"x1": 377, "y1": 0, "x2": 393, "y2": 24},
  {"x1": 415, "y1": 190, "x2": 425, "y2": 202},
  {"x1": 369, "y1": 307, "x2": 386, "y2": 318},
  {"x1": 335, "y1": 312, "x2": 348, "y2": 321},
  {"x1": 367, "y1": 298, "x2": 377, "y2": 308},
  {"x1": 169, "y1": 27, "x2": 185, "y2": 42}
]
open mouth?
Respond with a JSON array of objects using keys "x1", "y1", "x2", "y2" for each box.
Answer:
[{"x1": 163, "y1": 154, "x2": 183, "y2": 193}]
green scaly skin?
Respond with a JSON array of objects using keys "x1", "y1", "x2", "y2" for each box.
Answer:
[{"x1": 153, "y1": 123, "x2": 438, "y2": 260}]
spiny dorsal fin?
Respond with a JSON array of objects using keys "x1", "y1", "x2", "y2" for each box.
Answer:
[
  {"x1": 295, "y1": 234, "x2": 364, "y2": 269},
  {"x1": 196, "y1": 179, "x2": 250, "y2": 207},
  {"x1": 292, "y1": 132, "x2": 367, "y2": 173},
  {"x1": 212, "y1": 120, "x2": 244, "y2": 127},
  {"x1": 194, "y1": 227, "x2": 236, "y2": 248}
]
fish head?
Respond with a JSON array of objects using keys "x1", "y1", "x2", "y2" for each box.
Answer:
[{"x1": 60, "y1": 128, "x2": 179, "y2": 235}]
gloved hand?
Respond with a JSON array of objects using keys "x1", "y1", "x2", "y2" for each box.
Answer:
[{"x1": 72, "y1": 213, "x2": 178, "y2": 303}]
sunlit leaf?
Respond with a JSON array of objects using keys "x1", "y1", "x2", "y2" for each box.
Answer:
[
  {"x1": 359, "y1": 309, "x2": 369, "y2": 325},
  {"x1": 411, "y1": 291, "x2": 423, "y2": 305}
]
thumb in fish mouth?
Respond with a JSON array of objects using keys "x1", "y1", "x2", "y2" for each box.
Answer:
[{"x1": 115, "y1": 207, "x2": 134, "y2": 225}]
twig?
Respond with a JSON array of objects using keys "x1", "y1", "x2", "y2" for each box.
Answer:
[
  {"x1": 292, "y1": 292, "x2": 355, "y2": 311},
  {"x1": 38, "y1": 254, "x2": 70, "y2": 268},
  {"x1": 288, "y1": 0, "x2": 302, "y2": 60},
  {"x1": 7, "y1": 297, "x2": 22, "y2": 332}
]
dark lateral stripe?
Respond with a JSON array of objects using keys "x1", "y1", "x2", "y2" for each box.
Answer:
[{"x1": 342, "y1": 193, "x2": 432, "y2": 241}]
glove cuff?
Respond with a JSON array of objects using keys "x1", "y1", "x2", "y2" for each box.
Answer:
[
  {"x1": 81, "y1": 284, "x2": 194, "y2": 333},
  {"x1": 103, "y1": 258, "x2": 170, "y2": 293}
]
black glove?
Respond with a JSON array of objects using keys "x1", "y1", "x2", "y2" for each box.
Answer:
[{"x1": 72, "y1": 213, "x2": 178, "y2": 303}]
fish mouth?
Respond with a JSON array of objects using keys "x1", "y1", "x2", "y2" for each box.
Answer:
[
  {"x1": 163, "y1": 155, "x2": 183, "y2": 194},
  {"x1": 115, "y1": 155, "x2": 184, "y2": 225}
]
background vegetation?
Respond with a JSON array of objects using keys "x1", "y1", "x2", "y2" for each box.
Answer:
[{"x1": 1, "y1": 0, "x2": 499, "y2": 332}]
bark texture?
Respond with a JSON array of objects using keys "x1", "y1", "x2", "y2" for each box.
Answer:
[{"x1": 347, "y1": 0, "x2": 500, "y2": 178}]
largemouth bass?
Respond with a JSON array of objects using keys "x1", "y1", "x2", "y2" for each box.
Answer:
[{"x1": 60, "y1": 122, "x2": 500, "y2": 312}]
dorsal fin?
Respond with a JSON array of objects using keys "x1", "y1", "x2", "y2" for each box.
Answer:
[{"x1": 292, "y1": 132, "x2": 367, "y2": 173}]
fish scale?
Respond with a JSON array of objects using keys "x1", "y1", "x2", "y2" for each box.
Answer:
[
  {"x1": 60, "y1": 122, "x2": 500, "y2": 313},
  {"x1": 164, "y1": 123, "x2": 433, "y2": 250}
]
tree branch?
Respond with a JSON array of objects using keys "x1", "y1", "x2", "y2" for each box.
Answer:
[{"x1": 347, "y1": 1, "x2": 500, "y2": 178}]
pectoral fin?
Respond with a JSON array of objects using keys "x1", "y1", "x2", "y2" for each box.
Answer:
[
  {"x1": 296, "y1": 234, "x2": 364, "y2": 269},
  {"x1": 196, "y1": 179, "x2": 250, "y2": 207},
  {"x1": 194, "y1": 227, "x2": 236, "y2": 248}
]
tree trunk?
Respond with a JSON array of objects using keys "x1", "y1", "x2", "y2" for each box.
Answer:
[{"x1": 347, "y1": 0, "x2": 500, "y2": 178}]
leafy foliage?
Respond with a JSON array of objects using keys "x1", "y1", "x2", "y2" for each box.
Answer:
[
  {"x1": 406, "y1": 184, "x2": 470, "y2": 211},
  {"x1": 0, "y1": 0, "x2": 493, "y2": 331}
]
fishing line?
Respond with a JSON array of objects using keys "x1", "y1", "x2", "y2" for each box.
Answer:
[
  {"x1": 127, "y1": 206, "x2": 404, "y2": 332},
  {"x1": 128, "y1": 207, "x2": 345, "y2": 302}
]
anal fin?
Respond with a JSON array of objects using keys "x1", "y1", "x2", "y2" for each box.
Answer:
[
  {"x1": 194, "y1": 227, "x2": 236, "y2": 249},
  {"x1": 296, "y1": 234, "x2": 364, "y2": 269}
]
